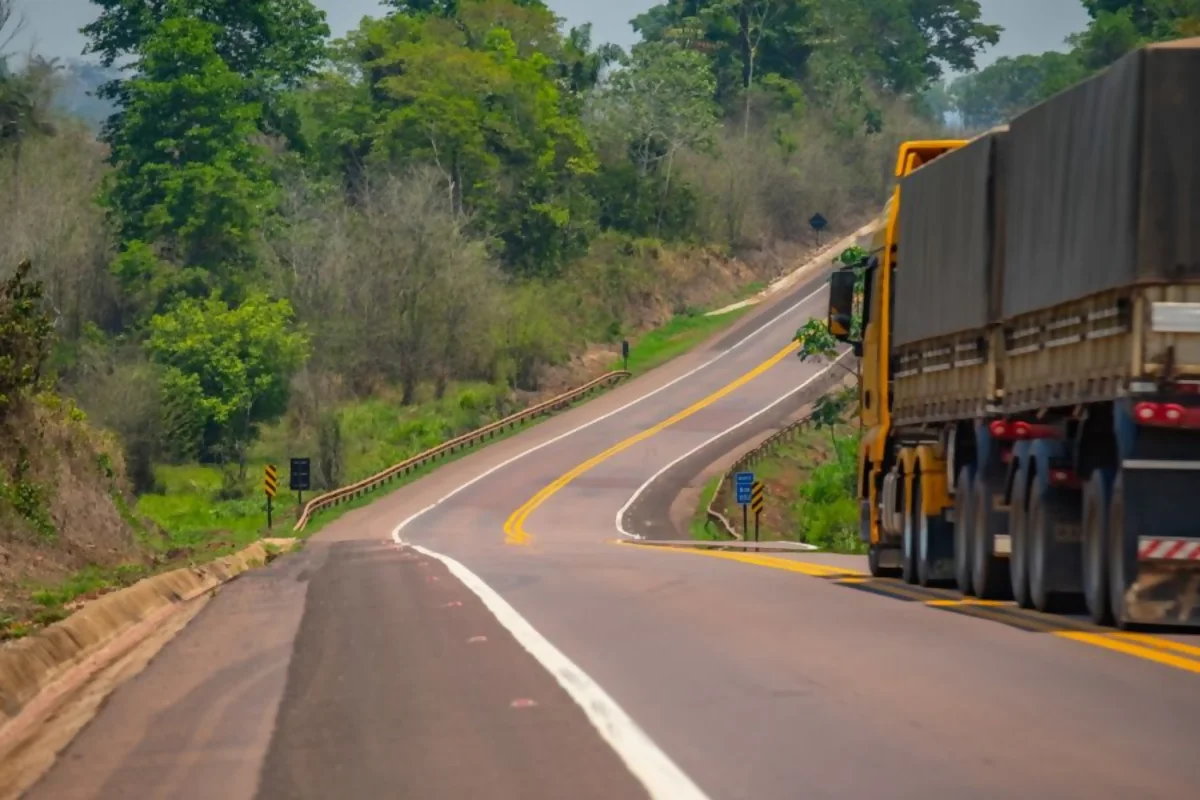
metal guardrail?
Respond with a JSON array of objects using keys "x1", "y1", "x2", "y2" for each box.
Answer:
[
  {"x1": 704, "y1": 372, "x2": 853, "y2": 540},
  {"x1": 293, "y1": 370, "x2": 632, "y2": 531}
]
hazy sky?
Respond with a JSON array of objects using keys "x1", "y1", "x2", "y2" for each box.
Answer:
[{"x1": 5, "y1": 0, "x2": 1092, "y2": 70}]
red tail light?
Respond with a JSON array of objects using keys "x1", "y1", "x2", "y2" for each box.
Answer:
[
  {"x1": 1133, "y1": 402, "x2": 1200, "y2": 429},
  {"x1": 989, "y1": 420, "x2": 1008, "y2": 438}
]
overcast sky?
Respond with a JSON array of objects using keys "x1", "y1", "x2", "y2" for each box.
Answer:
[{"x1": 4, "y1": 0, "x2": 1092, "y2": 70}]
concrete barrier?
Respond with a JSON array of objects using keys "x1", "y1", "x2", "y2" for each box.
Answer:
[{"x1": 0, "y1": 538, "x2": 296, "y2": 726}]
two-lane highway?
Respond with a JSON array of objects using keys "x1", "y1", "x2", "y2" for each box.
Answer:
[{"x1": 25, "y1": 251, "x2": 1200, "y2": 799}]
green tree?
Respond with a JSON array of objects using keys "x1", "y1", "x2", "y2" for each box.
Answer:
[
  {"x1": 103, "y1": 15, "x2": 273, "y2": 309},
  {"x1": 83, "y1": 0, "x2": 329, "y2": 93},
  {"x1": 949, "y1": 51, "x2": 1086, "y2": 128},
  {"x1": 317, "y1": 11, "x2": 598, "y2": 276},
  {"x1": 633, "y1": 0, "x2": 999, "y2": 110},
  {"x1": 0, "y1": 260, "x2": 53, "y2": 422},
  {"x1": 595, "y1": 42, "x2": 720, "y2": 233},
  {"x1": 147, "y1": 293, "x2": 308, "y2": 472}
]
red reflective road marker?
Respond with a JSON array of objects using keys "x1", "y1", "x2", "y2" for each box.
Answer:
[{"x1": 510, "y1": 698, "x2": 537, "y2": 709}]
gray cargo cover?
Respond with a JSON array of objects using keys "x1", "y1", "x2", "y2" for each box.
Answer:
[
  {"x1": 1003, "y1": 39, "x2": 1200, "y2": 319},
  {"x1": 894, "y1": 130, "x2": 1006, "y2": 346}
]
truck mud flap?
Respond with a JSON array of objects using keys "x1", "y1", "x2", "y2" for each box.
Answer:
[{"x1": 1121, "y1": 564, "x2": 1200, "y2": 626}]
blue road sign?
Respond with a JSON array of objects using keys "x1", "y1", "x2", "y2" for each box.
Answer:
[
  {"x1": 809, "y1": 213, "x2": 828, "y2": 232},
  {"x1": 735, "y1": 471, "x2": 754, "y2": 505}
]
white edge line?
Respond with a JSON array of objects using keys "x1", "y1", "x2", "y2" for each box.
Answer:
[
  {"x1": 398, "y1": 539, "x2": 711, "y2": 800},
  {"x1": 391, "y1": 281, "x2": 830, "y2": 540},
  {"x1": 615, "y1": 351, "x2": 851, "y2": 545}
]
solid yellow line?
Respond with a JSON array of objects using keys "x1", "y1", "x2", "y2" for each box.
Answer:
[
  {"x1": 626, "y1": 543, "x2": 1200, "y2": 675},
  {"x1": 1054, "y1": 632, "x2": 1200, "y2": 674},
  {"x1": 925, "y1": 599, "x2": 1012, "y2": 608},
  {"x1": 503, "y1": 340, "x2": 799, "y2": 545},
  {"x1": 634, "y1": 544, "x2": 866, "y2": 578},
  {"x1": 1111, "y1": 632, "x2": 1200, "y2": 659}
]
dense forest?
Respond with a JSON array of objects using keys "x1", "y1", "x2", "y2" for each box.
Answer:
[
  {"x1": 5, "y1": 0, "x2": 1183, "y2": 623},
  {"x1": 949, "y1": 0, "x2": 1200, "y2": 128}
]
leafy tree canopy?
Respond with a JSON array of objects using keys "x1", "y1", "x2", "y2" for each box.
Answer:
[
  {"x1": 83, "y1": 0, "x2": 329, "y2": 89},
  {"x1": 632, "y1": 0, "x2": 998, "y2": 101},
  {"x1": 103, "y1": 14, "x2": 272, "y2": 305},
  {"x1": 147, "y1": 292, "x2": 309, "y2": 463}
]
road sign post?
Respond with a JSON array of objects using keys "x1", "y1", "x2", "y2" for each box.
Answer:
[
  {"x1": 264, "y1": 464, "x2": 278, "y2": 529},
  {"x1": 809, "y1": 213, "x2": 828, "y2": 247},
  {"x1": 290, "y1": 457, "x2": 311, "y2": 507},
  {"x1": 622, "y1": 339, "x2": 630, "y2": 372},
  {"x1": 751, "y1": 481, "x2": 765, "y2": 552},
  {"x1": 735, "y1": 471, "x2": 754, "y2": 540}
]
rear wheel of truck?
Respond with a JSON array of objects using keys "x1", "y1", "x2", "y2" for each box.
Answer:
[
  {"x1": 1108, "y1": 473, "x2": 1138, "y2": 630},
  {"x1": 1028, "y1": 478, "x2": 1082, "y2": 614},
  {"x1": 1082, "y1": 471, "x2": 1113, "y2": 625},
  {"x1": 917, "y1": 499, "x2": 953, "y2": 588},
  {"x1": 971, "y1": 473, "x2": 1009, "y2": 599},
  {"x1": 1009, "y1": 461, "x2": 1034, "y2": 609},
  {"x1": 868, "y1": 544, "x2": 899, "y2": 578},
  {"x1": 954, "y1": 466, "x2": 975, "y2": 596},
  {"x1": 903, "y1": 474, "x2": 921, "y2": 585}
]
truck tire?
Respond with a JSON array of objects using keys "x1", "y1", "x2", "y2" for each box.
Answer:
[
  {"x1": 868, "y1": 544, "x2": 898, "y2": 578},
  {"x1": 971, "y1": 472, "x2": 1009, "y2": 599},
  {"x1": 1081, "y1": 470, "x2": 1113, "y2": 625},
  {"x1": 954, "y1": 466, "x2": 975, "y2": 595},
  {"x1": 903, "y1": 474, "x2": 920, "y2": 585},
  {"x1": 1009, "y1": 461, "x2": 1033, "y2": 609},
  {"x1": 1108, "y1": 472, "x2": 1138, "y2": 630},
  {"x1": 1028, "y1": 478, "x2": 1082, "y2": 614}
]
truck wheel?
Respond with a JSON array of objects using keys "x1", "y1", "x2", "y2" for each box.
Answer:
[
  {"x1": 868, "y1": 544, "x2": 898, "y2": 578},
  {"x1": 1009, "y1": 462, "x2": 1033, "y2": 609},
  {"x1": 971, "y1": 472, "x2": 1009, "y2": 599},
  {"x1": 1028, "y1": 478, "x2": 1080, "y2": 614},
  {"x1": 954, "y1": 466, "x2": 975, "y2": 596},
  {"x1": 903, "y1": 474, "x2": 920, "y2": 585},
  {"x1": 1081, "y1": 471, "x2": 1113, "y2": 625},
  {"x1": 1107, "y1": 473, "x2": 1138, "y2": 630}
]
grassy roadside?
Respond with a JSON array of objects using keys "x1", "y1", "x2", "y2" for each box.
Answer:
[
  {"x1": 612, "y1": 306, "x2": 751, "y2": 376},
  {"x1": 688, "y1": 475, "x2": 725, "y2": 541},
  {"x1": 5, "y1": 297, "x2": 764, "y2": 640},
  {"x1": 701, "y1": 416, "x2": 867, "y2": 554}
]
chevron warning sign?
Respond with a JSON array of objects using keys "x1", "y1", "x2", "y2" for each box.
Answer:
[
  {"x1": 751, "y1": 481, "x2": 765, "y2": 516},
  {"x1": 264, "y1": 464, "x2": 279, "y2": 498}
]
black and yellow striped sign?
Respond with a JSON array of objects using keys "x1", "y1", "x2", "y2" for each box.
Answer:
[
  {"x1": 751, "y1": 481, "x2": 765, "y2": 515},
  {"x1": 264, "y1": 464, "x2": 279, "y2": 498}
]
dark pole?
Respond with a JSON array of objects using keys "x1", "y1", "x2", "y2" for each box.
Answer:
[
  {"x1": 267, "y1": 495, "x2": 273, "y2": 529},
  {"x1": 743, "y1": 504, "x2": 748, "y2": 543}
]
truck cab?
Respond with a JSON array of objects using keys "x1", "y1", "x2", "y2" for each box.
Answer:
[{"x1": 825, "y1": 140, "x2": 965, "y2": 569}]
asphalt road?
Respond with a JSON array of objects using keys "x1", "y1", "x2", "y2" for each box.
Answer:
[{"x1": 25, "y1": 251, "x2": 1200, "y2": 800}]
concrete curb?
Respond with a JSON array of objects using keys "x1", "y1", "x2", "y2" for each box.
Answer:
[{"x1": 0, "y1": 538, "x2": 297, "y2": 727}]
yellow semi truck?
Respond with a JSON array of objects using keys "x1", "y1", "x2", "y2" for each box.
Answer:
[{"x1": 825, "y1": 38, "x2": 1200, "y2": 629}]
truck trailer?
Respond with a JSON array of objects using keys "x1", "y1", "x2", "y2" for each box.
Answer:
[{"x1": 825, "y1": 38, "x2": 1200, "y2": 628}]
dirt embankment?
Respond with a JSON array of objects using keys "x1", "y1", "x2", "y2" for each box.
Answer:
[
  {"x1": 536, "y1": 222, "x2": 871, "y2": 397},
  {"x1": 0, "y1": 397, "x2": 144, "y2": 632}
]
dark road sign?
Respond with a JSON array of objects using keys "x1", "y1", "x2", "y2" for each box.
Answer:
[
  {"x1": 809, "y1": 213, "x2": 828, "y2": 232},
  {"x1": 290, "y1": 457, "x2": 311, "y2": 492}
]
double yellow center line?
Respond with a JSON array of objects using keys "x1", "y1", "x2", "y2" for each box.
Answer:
[
  {"x1": 638, "y1": 544, "x2": 1200, "y2": 675},
  {"x1": 503, "y1": 340, "x2": 800, "y2": 545}
]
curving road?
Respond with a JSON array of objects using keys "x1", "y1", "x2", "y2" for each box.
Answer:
[{"x1": 25, "y1": 253, "x2": 1200, "y2": 800}]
